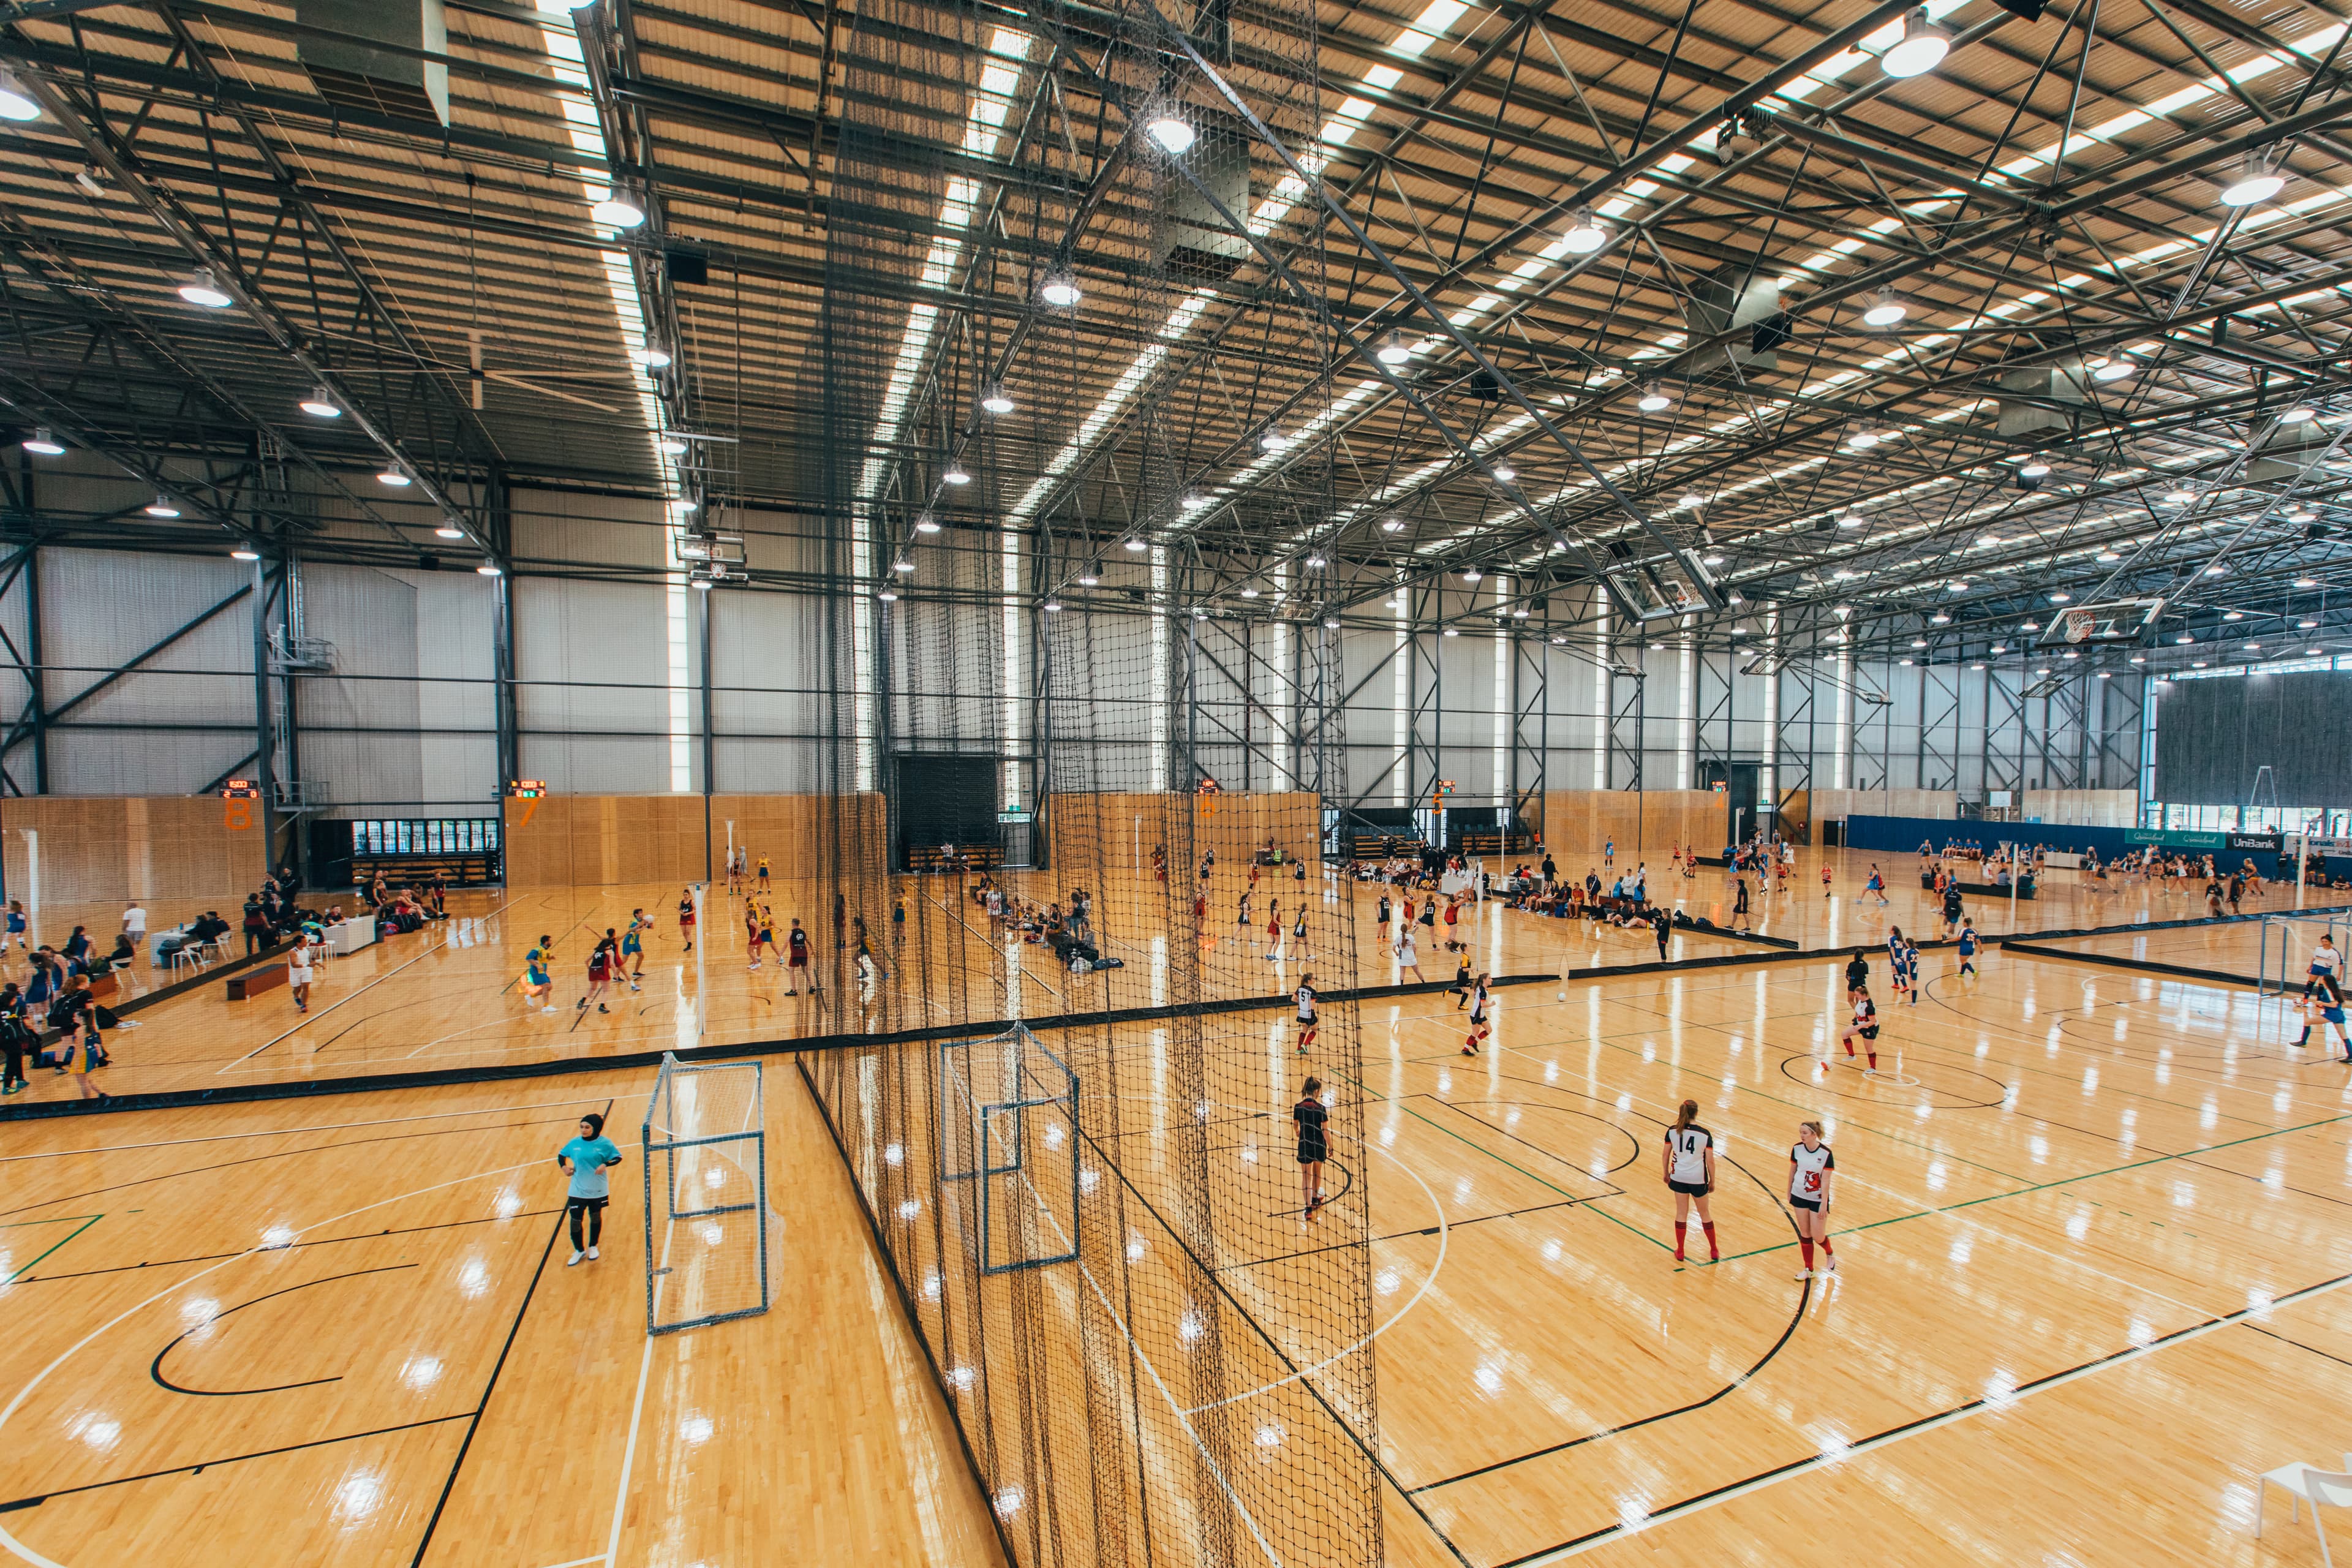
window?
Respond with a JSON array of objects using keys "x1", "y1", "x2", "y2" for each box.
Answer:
[{"x1": 351, "y1": 819, "x2": 500, "y2": 857}]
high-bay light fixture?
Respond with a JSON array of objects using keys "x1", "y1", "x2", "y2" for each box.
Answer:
[
  {"x1": 1376, "y1": 332, "x2": 1412, "y2": 367},
  {"x1": 1861, "y1": 286, "x2": 1907, "y2": 328},
  {"x1": 941, "y1": 460, "x2": 972, "y2": 485},
  {"x1": 178, "y1": 269, "x2": 233, "y2": 308},
  {"x1": 590, "y1": 182, "x2": 646, "y2": 228},
  {"x1": 145, "y1": 493, "x2": 181, "y2": 517},
  {"x1": 2220, "y1": 154, "x2": 2285, "y2": 208},
  {"x1": 1039, "y1": 270, "x2": 1082, "y2": 309},
  {"x1": 914, "y1": 511, "x2": 941, "y2": 533},
  {"x1": 300, "y1": 385, "x2": 341, "y2": 418},
  {"x1": 231, "y1": 540, "x2": 262, "y2": 562},
  {"x1": 1635, "y1": 381, "x2": 1672, "y2": 413},
  {"x1": 437, "y1": 519, "x2": 466, "y2": 539},
  {"x1": 1490, "y1": 464, "x2": 1515, "y2": 482},
  {"x1": 1562, "y1": 206, "x2": 1607, "y2": 254},
  {"x1": 377, "y1": 468, "x2": 412, "y2": 486},
  {"x1": 981, "y1": 383, "x2": 1016, "y2": 415},
  {"x1": 1144, "y1": 111, "x2": 1195, "y2": 156},
  {"x1": 0, "y1": 67, "x2": 41, "y2": 121},
  {"x1": 2092, "y1": 355, "x2": 2135, "y2": 382},
  {"x1": 1880, "y1": 7, "x2": 1951, "y2": 77},
  {"x1": 21, "y1": 428, "x2": 64, "y2": 456}
]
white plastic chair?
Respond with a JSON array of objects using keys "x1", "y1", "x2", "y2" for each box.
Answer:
[{"x1": 2259, "y1": 1460, "x2": 2352, "y2": 1566}]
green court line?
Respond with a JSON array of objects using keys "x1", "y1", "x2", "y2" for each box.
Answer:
[
  {"x1": 0, "y1": 1215, "x2": 102, "y2": 1286},
  {"x1": 1715, "y1": 1110, "x2": 2352, "y2": 1262},
  {"x1": 1348, "y1": 1069, "x2": 1684, "y2": 1255}
]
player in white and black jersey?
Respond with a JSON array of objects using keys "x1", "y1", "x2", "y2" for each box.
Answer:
[
  {"x1": 1293, "y1": 974, "x2": 1319, "y2": 1057},
  {"x1": 1660, "y1": 1099, "x2": 1719, "y2": 1263},
  {"x1": 1788, "y1": 1120, "x2": 1838, "y2": 1280},
  {"x1": 1374, "y1": 892, "x2": 1393, "y2": 955},
  {"x1": 1460, "y1": 973, "x2": 1491, "y2": 1057},
  {"x1": 1841, "y1": 987, "x2": 1880, "y2": 1074}
]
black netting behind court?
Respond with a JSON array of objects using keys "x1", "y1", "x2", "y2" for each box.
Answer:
[{"x1": 802, "y1": 0, "x2": 1379, "y2": 1559}]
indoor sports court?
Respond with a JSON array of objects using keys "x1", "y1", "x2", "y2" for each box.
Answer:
[{"x1": 1, "y1": 0, "x2": 2348, "y2": 1562}]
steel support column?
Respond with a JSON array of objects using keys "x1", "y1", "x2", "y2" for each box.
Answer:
[{"x1": 248, "y1": 555, "x2": 279, "y2": 880}]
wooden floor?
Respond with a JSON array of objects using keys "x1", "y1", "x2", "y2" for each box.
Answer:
[
  {"x1": 3, "y1": 849, "x2": 2346, "y2": 1566},
  {"x1": 17, "y1": 848, "x2": 2334, "y2": 1106},
  {"x1": 0, "y1": 1067, "x2": 1005, "y2": 1568}
]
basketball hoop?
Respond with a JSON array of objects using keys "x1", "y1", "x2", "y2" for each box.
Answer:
[{"x1": 2037, "y1": 597, "x2": 2165, "y2": 646}]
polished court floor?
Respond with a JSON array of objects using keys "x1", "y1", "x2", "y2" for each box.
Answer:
[
  {"x1": 1, "y1": 850, "x2": 2345, "y2": 1566},
  {"x1": 19, "y1": 848, "x2": 2335, "y2": 1106}
]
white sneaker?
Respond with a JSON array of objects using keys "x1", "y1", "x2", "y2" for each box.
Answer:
[
  {"x1": 567, "y1": 1250, "x2": 585, "y2": 1267},
  {"x1": 1823, "y1": 1254, "x2": 1839, "y2": 1272},
  {"x1": 1793, "y1": 1267, "x2": 1813, "y2": 1280},
  {"x1": 541, "y1": 1006, "x2": 558, "y2": 1014},
  {"x1": 587, "y1": 1246, "x2": 600, "y2": 1261}
]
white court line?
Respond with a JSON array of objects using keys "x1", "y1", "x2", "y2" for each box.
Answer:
[
  {"x1": 0, "y1": 1096, "x2": 617, "y2": 1163},
  {"x1": 531, "y1": 1557, "x2": 611, "y2": 1568},
  {"x1": 216, "y1": 894, "x2": 529, "y2": 1071},
  {"x1": 1009, "y1": 1167, "x2": 1286, "y2": 1568},
  {"x1": 603, "y1": 1335, "x2": 655, "y2": 1568},
  {"x1": 1523, "y1": 1268, "x2": 2352, "y2": 1563},
  {"x1": 0, "y1": 1157, "x2": 551, "y2": 1568},
  {"x1": 1182, "y1": 1135, "x2": 1447, "y2": 1415}
]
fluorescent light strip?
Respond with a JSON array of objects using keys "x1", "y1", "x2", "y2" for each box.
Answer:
[
  {"x1": 1007, "y1": 0, "x2": 1470, "y2": 527},
  {"x1": 535, "y1": 7, "x2": 694, "y2": 790}
]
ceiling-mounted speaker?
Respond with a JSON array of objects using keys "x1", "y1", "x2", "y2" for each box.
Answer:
[
  {"x1": 1994, "y1": 0, "x2": 2048, "y2": 19},
  {"x1": 418, "y1": 553, "x2": 442, "y2": 571},
  {"x1": 666, "y1": 247, "x2": 709, "y2": 287}
]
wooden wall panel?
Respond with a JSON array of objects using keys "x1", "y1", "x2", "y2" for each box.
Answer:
[
  {"x1": 0, "y1": 795, "x2": 265, "y2": 912},
  {"x1": 504, "y1": 794, "x2": 889, "y2": 888},
  {"x1": 1537, "y1": 790, "x2": 1728, "y2": 858}
]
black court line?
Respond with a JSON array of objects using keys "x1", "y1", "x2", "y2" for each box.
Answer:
[
  {"x1": 405, "y1": 1100, "x2": 597, "y2": 1568},
  {"x1": 0, "y1": 1412, "x2": 475, "y2": 1512},
  {"x1": 1398, "y1": 1070, "x2": 1811, "y2": 1494},
  {"x1": 17, "y1": 1208, "x2": 563, "y2": 1284},
  {"x1": 2251, "y1": 1324, "x2": 2352, "y2": 1372},
  {"x1": 151, "y1": 1264, "x2": 417, "y2": 1396},
  {"x1": 1, "y1": 1115, "x2": 584, "y2": 1219},
  {"x1": 1491, "y1": 1267, "x2": 2352, "y2": 1566},
  {"x1": 0, "y1": 974, "x2": 1559, "y2": 1122},
  {"x1": 1219, "y1": 1197, "x2": 1596, "y2": 1272},
  {"x1": 2002, "y1": 939, "x2": 2263, "y2": 990}
]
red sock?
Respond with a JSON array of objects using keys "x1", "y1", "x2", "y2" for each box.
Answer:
[
  {"x1": 1842, "y1": 1038, "x2": 1855, "y2": 1057},
  {"x1": 1702, "y1": 1221, "x2": 1719, "y2": 1260},
  {"x1": 1819, "y1": 1234, "x2": 1833, "y2": 1255},
  {"x1": 1800, "y1": 1238, "x2": 1815, "y2": 1270},
  {"x1": 1867, "y1": 1050, "x2": 1878, "y2": 1069},
  {"x1": 1673, "y1": 1221, "x2": 1687, "y2": 1261}
]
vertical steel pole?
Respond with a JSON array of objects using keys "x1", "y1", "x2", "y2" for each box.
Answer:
[
  {"x1": 22, "y1": 540, "x2": 45, "y2": 796},
  {"x1": 249, "y1": 555, "x2": 279, "y2": 880}
]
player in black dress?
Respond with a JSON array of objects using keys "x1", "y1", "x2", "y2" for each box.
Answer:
[{"x1": 1294, "y1": 1076, "x2": 1330, "y2": 1221}]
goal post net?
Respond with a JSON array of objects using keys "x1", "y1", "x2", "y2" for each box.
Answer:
[
  {"x1": 939, "y1": 1025, "x2": 1080, "y2": 1275},
  {"x1": 641, "y1": 1054, "x2": 771, "y2": 1335},
  {"x1": 2260, "y1": 911, "x2": 2351, "y2": 998}
]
